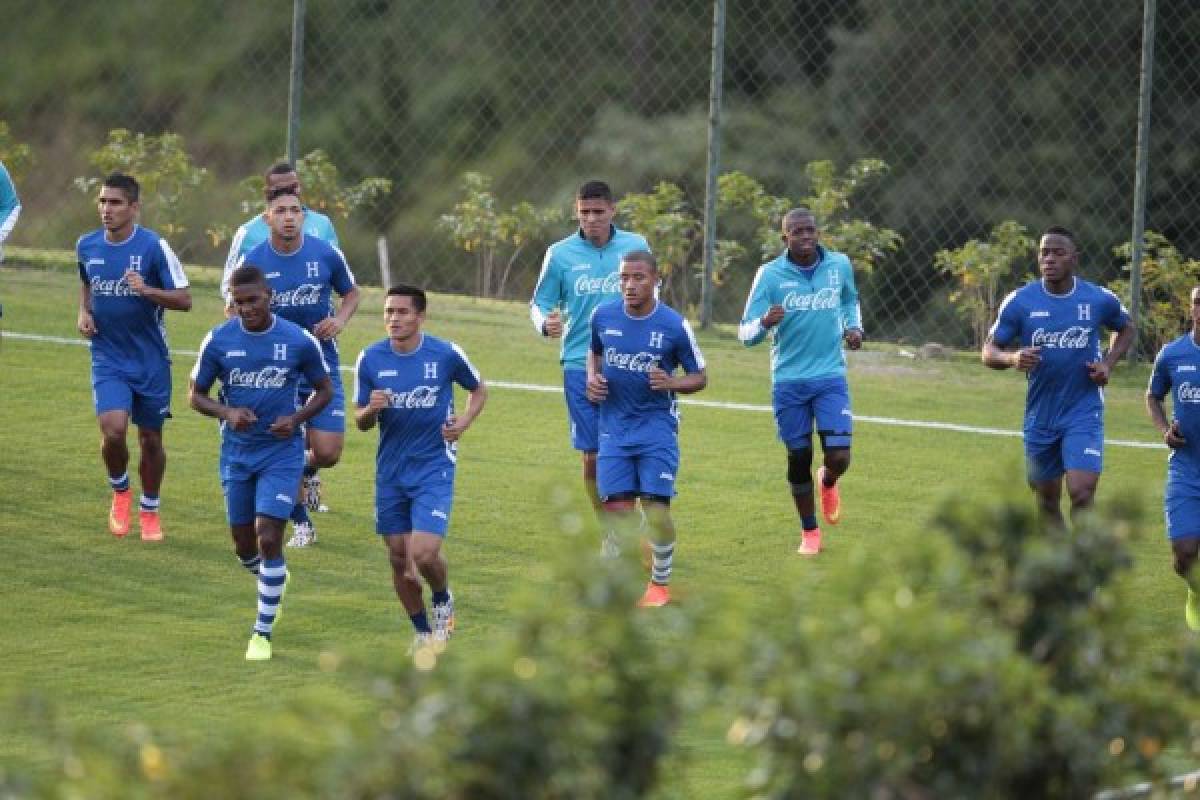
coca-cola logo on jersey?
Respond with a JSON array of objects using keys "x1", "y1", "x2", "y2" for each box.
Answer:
[
  {"x1": 387, "y1": 386, "x2": 441, "y2": 409},
  {"x1": 1030, "y1": 326, "x2": 1091, "y2": 349},
  {"x1": 574, "y1": 272, "x2": 620, "y2": 296},
  {"x1": 1178, "y1": 382, "x2": 1200, "y2": 403},
  {"x1": 605, "y1": 348, "x2": 660, "y2": 372},
  {"x1": 90, "y1": 276, "x2": 136, "y2": 297},
  {"x1": 782, "y1": 288, "x2": 838, "y2": 312},
  {"x1": 227, "y1": 367, "x2": 290, "y2": 389},
  {"x1": 272, "y1": 284, "x2": 323, "y2": 307}
]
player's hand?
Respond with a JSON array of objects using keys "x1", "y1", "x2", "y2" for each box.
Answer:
[
  {"x1": 761, "y1": 305, "x2": 785, "y2": 329},
  {"x1": 224, "y1": 407, "x2": 258, "y2": 432},
  {"x1": 647, "y1": 366, "x2": 674, "y2": 392},
  {"x1": 313, "y1": 317, "x2": 344, "y2": 340},
  {"x1": 368, "y1": 389, "x2": 393, "y2": 411},
  {"x1": 586, "y1": 373, "x2": 608, "y2": 403},
  {"x1": 1086, "y1": 360, "x2": 1111, "y2": 386},
  {"x1": 124, "y1": 268, "x2": 147, "y2": 295},
  {"x1": 543, "y1": 310, "x2": 564, "y2": 338},
  {"x1": 844, "y1": 328, "x2": 863, "y2": 350},
  {"x1": 1013, "y1": 346, "x2": 1041, "y2": 372},
  {"x1": 268, "y1": 414, "x2": 296, "y2": 439},
  {"x1": 77, "y1": 309, "x2": 97, "y2": 338},
  {"x1": 1165, "y1": 420, "x2": 1187, "y2": 449},
  {"x1": 442, "y1": 415, "x2": 468, "y2": 442}
]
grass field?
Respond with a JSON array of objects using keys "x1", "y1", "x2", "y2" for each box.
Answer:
[{"x1": 0, "y1": 264, "x2": 1181, "y2": 795}]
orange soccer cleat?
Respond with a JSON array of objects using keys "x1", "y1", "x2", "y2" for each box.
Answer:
[
  {"x1": 139, "y1": 510, "x2": 164, "y2": 541},
  {"x1": 797, "y1": 528, "x2": 822, "y2": 556},
  {"x1": 637, "y1": 582, "x2": 671, "y2": 608},
  {"x1": 109, "y1": 491, "x2": 133, "y2": 537},
  {"x1": 817, "y1": 466, "x2": 841, "y2": 525}
]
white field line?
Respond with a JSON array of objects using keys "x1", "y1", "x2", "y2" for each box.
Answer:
[{"x1": 4, "y1": 330, "x2": 1164, "y2": 450}]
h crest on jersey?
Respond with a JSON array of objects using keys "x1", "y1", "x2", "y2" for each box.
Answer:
[
  {"x1": 649, "y1": 331, "x2": 665, "y2": 349},
  {"x1": 128, "y1": 255, "x2": 142, "y2": 271},
  {"x1": 424, "y1": 362, "x2": 438, "y2": 379},
  {"x1": 273, "y1": 343, "x2": 288, "y2": 361},
  {"x1": 306, "y1": 261, "x2": 320, "y2": 278},
  {"x1": 1078, "y1": 303, "x2": 1091, "y2": 321}
]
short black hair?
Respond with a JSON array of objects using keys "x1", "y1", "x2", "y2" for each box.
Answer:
[
  {"x1": 577, "y1": 180, "x2": 614, "y2": 203},
  {"x1": 782, "y1": 207, "x2": 817, "y2": 229},
  {"x1": 103, "y1": 173, "x2": 140, "y2": 203},
  {"x1": 266, "y1": 185, "x2": 301, "y2": 204},
  {"x1": 1042, "y1": 225, "x2": 1078, "y2": 250},
  {"x1": 387, "y1": 284, "x2": 427, "y2": 312},
  {"x1": 621, "y1": 249, "x2": 657, "y2": 271},
  {"x1": 229, "y1": 264, "x2": 268, "y2": 289},
  {"x1": 266, "y1": 162, "x2": 297, "y2": 179}
]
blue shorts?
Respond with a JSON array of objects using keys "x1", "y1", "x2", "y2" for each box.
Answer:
[
  {"x1": 1165, "y1": 477, "x2": 1200, "y2": 541},
  {"x1": 563, "y1": 369, "x2": 599, "y2": 452},
  {"x1": 298, "y1": 372, "x2": 345, "y2": 433},
  {"x1": 92, "y1": 359, "x2": 173, "y2": 430},
  {"x1": 376, "y1": 462, "x2": 456, "y2": 536},
  {"x1": 773, "y1": 377, "x2": 853, "y2": 451},
  {"x1": 220, "y1": 438, "x2": 306, "y2": 525},
  {"x1": 597, "y1": 443, "x2": 679, "y2": 500},
  {"x1": 1024, "y1": 415, "x2": 1104, "y2": 482}
]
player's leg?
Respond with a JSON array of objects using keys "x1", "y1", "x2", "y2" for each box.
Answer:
[
  {"x1": 221, "y1": 448, "x2": 261, "y2": 574},
  {"x1": 564, "y1": 370, "x2": 603, "y2": 513},
  {"x1": 1062, "y1": 419, "x2": 1104, "y2": 522},
  {"x1": 408, "y1": 473, "x2": 456, "y2": 641},
  {"x1": 94, "y1": 367, "x2": 134, "y2": 536},
  {"x1": 1166, "y1": 483, "x2": 1200, "y2": 630},
  {"x1": 636, "y1": 445, "x2": 680, "y2": 602},
  {"x1": 775, "y1": 381, "x2": 821, "y2": 554},
  {"x1": 1025, "y1": 428, "x2": 1066, "y2": 527},
  {"x1": 287, "y1": 382, "x2": 345, "y2": 546},
  {"x1": 129, "y1": 365, "x2": 173, "y2": 540},
  {"x1": 244, "y1": 447, "x2": 302, "y2": 661},
  {"x1": 378, "y1": 483, "x2": 433, "y2": 649},
  {"x1": 814, "y1": 377, "x2": 853, "y2": 525}
]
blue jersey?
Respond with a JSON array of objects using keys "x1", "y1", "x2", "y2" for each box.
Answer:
[
  {"x1": 739, "y1": 246, "x2": 863, "y2": 383},
  {"x1": 191, "y1": 315, "x2": 330, "y2": 448},
  {"x1": 77, "y1": 225, "x2": 190, "y2": 370},
  {"x1": 0, "y1": 162, "x2": 19, "y2": 244},
  {"x1": 589, "y1": 299, "x2": 706, "y2": 453},
  {"x1": 530, "y1": 226, "x2": 649, "y2": 370},
  {"x1": 223, "y1": 207, "x2": 338, "y2": 274},
  {"x1": 354, "y1": 334, "x2": 482, "y2": 482},
  {"x1": 1149, "y1": 333, "x2": 1200, "y2": 482},
  {"x1": 990, "y1": 277, "x2": 1130, "y2": 430},
  {"x1": 231, "y1": 235, "x2": 356, "y2": 369}
]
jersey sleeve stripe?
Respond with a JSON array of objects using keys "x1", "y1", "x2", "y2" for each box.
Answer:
[
  {"x1": 190, "y1": 330, "x2": 215, "y2": 382},
  {"x1": 451, "y1": 342, "x2": 482, "y2": 383},
  {"x1": 0, "y1": 204, "x2": 20, "y2": 242},
  {"x1": 159, "y1": 239, "x2": 190, "y2": 288},
  {"x1": 680, "y1": 318, "x2": 707, "y2": 370},
  {"x1": 301, "y1": 328, "x2": 332, "y2": 375},
  {"x1": 332, "y1": 246, "x2": 357, "y2": 288}
]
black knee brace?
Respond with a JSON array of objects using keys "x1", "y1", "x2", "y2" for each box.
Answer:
[{"x1": 787, "y1": 448, "x2": 813, "y2": 496}]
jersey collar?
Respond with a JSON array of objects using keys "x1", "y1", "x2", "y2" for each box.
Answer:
[{"x1": 1039, "y1": 276, "x2": 1077, "y2": 298}]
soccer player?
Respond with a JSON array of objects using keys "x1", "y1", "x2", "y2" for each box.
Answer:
[
  {"x1": 0, "y1": 160, "x2": 21, "y2": 262},
  {"x1": 76, "y1": 173, "x2": 192, "y2": 541},
  {"x1": 354, "y1": 285, "x2": 487, "y2": 653},
  {"x1": 983, "y1": 225, "x2": 1133, "y2": 526},
  {"x1": 587, "y1": 251, "x2": 707, "y2": 607},
  {"x1": 738, "y1": 208, "x2": 863, "y2": 556},
  {"x1": 189, "y1": 265, "x2": 333, "y2": 661},
  {"x1": 530, "y1": 181, "x2": 649, "y2": 523},
  {"x1": 223, "y1": 162, "x2": 340, "y2": 518},
  {"x1": 227, "y1": 187, "x2": 361, "y2": 547},
  {"x1": 1146, "y1": 286, "x2": 1200, "y2": 630}
]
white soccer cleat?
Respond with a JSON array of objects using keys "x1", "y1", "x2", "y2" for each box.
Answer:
[{"x1": 286, "y1": 521, "x2": 316, "y2": 548}]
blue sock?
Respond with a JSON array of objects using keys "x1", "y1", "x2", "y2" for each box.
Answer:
[
  {"x1": 291, "y1": 503, "x2": 310, "y2": 525},
  {"x1": 109, "y1": 473, "x2": 130, "y2": 493},
  {"x1": 254, "y1": 557, "x2": 287, "y2": 638},
  {"x1": 432, "y1": 589, "x2": 450, "y2": 606},
  {"x1": 303, "y1": 465, "x2": 318, "y2": 479},
  {"x1": 410, "y1": 610, "x2": 432, "y2": 634},
  {"x1": 139, "y1": 493, "x2": 160, "y2": 513},
  {"x1": 801, "y1": 514, "x2": 818, "y2": 532}
]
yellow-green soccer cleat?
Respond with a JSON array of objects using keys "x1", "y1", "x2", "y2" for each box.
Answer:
[
  {"x1": 1186, "y1": 590, "x2": 1200, "y2": 632},
  {"x1": 245, "y1": 633, "x2": 272, "y2": 661}
]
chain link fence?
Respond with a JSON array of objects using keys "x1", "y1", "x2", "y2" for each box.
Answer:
[{"x1": 3, "y1": 0, "x2": 1198, "y2": 348}]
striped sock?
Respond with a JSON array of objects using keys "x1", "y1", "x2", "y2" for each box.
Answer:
[
  {"x1": 254, "y1": 558, "x2": 287, "y2": 638},
  {"x1": 239, "y1": 553, "x2": 262, "y2": 575},
  {"x1": 650, "y1": 541, "x2": 675, "y2": 586},
  {"x1": 109, "y1": 473, "x2": 130, "y2": 492},
  {"x1": 139, "y1": 494, "x2": 160, "y2": 513}
]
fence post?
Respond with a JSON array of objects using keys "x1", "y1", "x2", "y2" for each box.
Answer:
[
  {"x1": 1127, "y1": 0, "x2": 1157, "y2": 361},
  {"x1": 286, "y1": 0, "x2": 306, "y2": 164},
  {"x1": 699, "y1": 0, "x2": 726, "y2": 329}
]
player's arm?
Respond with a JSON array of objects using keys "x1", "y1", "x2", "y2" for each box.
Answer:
[
  {"x1": 982, "y1": 291, "x2": 1039, "y2": 371},
  {"x1": 220, "y1": 230, "x2": 248, "y2": 319},
  {"x1": 353, "y1": 349, "x2": 388, "y2": 431},
  {"x1": 586, "y1": 348, "x2": 608, "y2": 402},
  {"x1": 530, "y1": 250, "x2": 563, "y2": 337},
  {"x1": 0, "y1": 165, "x2": 19, "y2": 245},
  {"x1": 840, "y1": 260, "x2": 864, "y2": 350},
  {"x1": 126, "y1": 240, "x2": 192, "y2": 311},
  {"x1": 443, "y1": 382, "x2": 488, "y2": 443},
  {"x1": 649, "y1": 366, "x2": 707, "y2": 394},
  {"x1": 281, "y1": 375, "x2": 333, "y2": 429},
  {"x1": 188, "y1": 379, "x2": 258, "y2": 430},
  {"x1": 77, "y1": 268, "x2": 97, "y2": 338},
  {"x1": 314, "y1": 286, "x2": 361, "y2": 339},
  {"x1": 738, "y1": 267, "x2": 779, "y2": 347},
  {"x1": 1146, "y1": 391, "x2": 1186, "y2": 448}
]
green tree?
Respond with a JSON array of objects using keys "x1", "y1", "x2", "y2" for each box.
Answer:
[
  {"x1": 0, "y1": 121, "x2": 33, "y2": 182},
  {"x1": 618, "y1": 182, "x2": 702, "y2": 312},
  {"x1": 440, "y1": 172, "x2": 564, "y2": 299},
  {"x1": 1111, "y1": 231, "x2": 1200, "y2": 358},
  {"x1": 75, "y1": 129, "x2": 208, "y2": 240},
  {"x1": 935, "y1": 220, "x2": 1035, "y2": 348}
]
